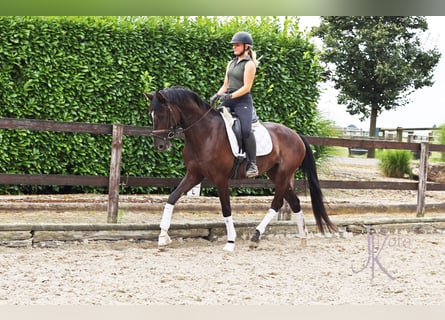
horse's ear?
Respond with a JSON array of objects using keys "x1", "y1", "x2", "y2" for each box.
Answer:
[
  {"x1": 143, "y1": 93, "x2": 153, "y2": 101},
  {"x1": 155, "y1": 91, "x2": 167, "y2": 103}
]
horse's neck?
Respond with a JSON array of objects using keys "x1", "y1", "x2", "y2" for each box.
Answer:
[
  {"x1": 181, "y1": 108, "x2": 220, "y2": 142},
  {"x1": 180, "y1": 106, "x2": 215, "y2": 130}
]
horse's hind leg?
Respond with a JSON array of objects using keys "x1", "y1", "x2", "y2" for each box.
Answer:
[
  {"x1": 250, "y1": 171, "x2": 287, "y2": 247},
  {"x1": 250, "y1": 207, "x2": 278, "y2": 247},
  {"x1": 283, "y1": 189, "x2": 308, "y2": 242},
  {"x1": 250, "y1": 175, "x2": 306, "y2": 247}
]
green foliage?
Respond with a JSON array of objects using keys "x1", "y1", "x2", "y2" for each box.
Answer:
[
  {"x1": 313, "y1": 16, "x2": 441, "y2": 133},
  {"x1": 311, "y1": 117, "x2": 337, "y2": 162},
  {"x1": 438, "y1": 124, "x2": 445, "y2": 145},
  {"x1": 378, "y1": 150, "x2": 412, "y2": 178},
  {"x1": 0, "y1": 16, "x2": 323, "y2": 195},
  {"x1": 439, "y1": 124, "x2": 445, "y2": 161}
]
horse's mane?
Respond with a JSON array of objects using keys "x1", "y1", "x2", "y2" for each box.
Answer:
[{"x1": 158, "y1": 86, "x2": 212, "y2": 112}]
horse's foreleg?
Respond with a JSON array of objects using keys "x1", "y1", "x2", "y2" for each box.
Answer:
[
  {"x1": 158, "y1": 203, "x2": 174, "y2": 247},
  {"x1": 223, "y1": 216, "x2": 236, "y2": 252},
  {"x1": 216, "y1": 182, "x2": 236, "y2": 252},
  {"x1": 158, "y1": 172, "x2": 203, "y2": 249}
]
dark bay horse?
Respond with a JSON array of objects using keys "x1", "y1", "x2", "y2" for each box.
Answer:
[{"x1": 144, "y1": 86, "x2": 336, "y2": 252}]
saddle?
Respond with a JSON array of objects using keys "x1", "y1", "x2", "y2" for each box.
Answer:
[{"x1": 218, "y1": 106, "x2": 272, "y2": 178}]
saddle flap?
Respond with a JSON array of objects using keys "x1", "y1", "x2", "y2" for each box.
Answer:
[
  {"x1": 219, "y1": 111, "x2": 273, "y2": 158},
  {"x1": 219, "y1": 106, "x2": 242, "y2": 150},
  {"x1": 219, "y1": 106, "x2": 234, "y2": 127}
]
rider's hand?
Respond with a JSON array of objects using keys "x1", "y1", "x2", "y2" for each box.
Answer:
[
  {"x1": 209, "y1": 94, "x2": 219, "y2": 106},
  {"x1": 218, "y1": 93, "x2": 232, "y2": 102}
]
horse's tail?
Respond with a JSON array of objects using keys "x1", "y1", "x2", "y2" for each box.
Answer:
[{"x1": 299, "y1": 135, "x2": 337, "y2": 234}]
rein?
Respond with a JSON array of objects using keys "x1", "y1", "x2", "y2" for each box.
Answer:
[{"x1": 151, "y1": 104, "x2": 213, "y2": 140}]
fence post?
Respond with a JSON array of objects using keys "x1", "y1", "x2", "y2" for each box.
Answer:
[
  {"x1": 416, "y1": 142, "x2": 429, "y2": 217},
  {"x1": 396, "y1": 127, "x2": 403, "y2": 142},
  {"x1": 107, "y1": 124, "x2": 124, "y2": 223}
]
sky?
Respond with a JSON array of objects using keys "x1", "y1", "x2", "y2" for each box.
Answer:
[{"x1": 299, "y1": 16, "x2": 445, "y2": 133}]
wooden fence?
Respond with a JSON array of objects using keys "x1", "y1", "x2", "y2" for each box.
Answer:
[
  {"x1": 378, "y1": 126, "x2": 439, "y2": 143},
  {"x1": 1, "y1": 117, "x2": 445, "y2": 222}
]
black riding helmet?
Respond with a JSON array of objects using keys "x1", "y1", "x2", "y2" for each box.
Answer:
[{"x1": 230, "y1": 31, "x2": 253, "y2": 46}]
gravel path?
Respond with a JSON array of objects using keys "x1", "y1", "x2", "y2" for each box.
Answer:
[
  {"x1": 1, "y1": 231, "x2": 444, "y2": 305},
  {"x1": 1, "y1": 156, "x2": 444, "y2": 305}
]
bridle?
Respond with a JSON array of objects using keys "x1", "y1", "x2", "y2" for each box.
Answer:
[
  {"x1": 151, "y1": 104, "x2": 181, "y2": 140},
  {"x1": 151, "y1": 102, "x2": 213, "y2": 141}
]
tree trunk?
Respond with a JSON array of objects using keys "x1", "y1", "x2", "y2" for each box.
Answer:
[{"x1": 367, "y1": 104, "x2": 378, "y2": 158}]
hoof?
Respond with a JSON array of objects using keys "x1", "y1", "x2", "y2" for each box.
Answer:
[
  {"x1": 158, "y1": 230, "x2": 172, "y2": 249},
  {"x1": 249, "y1": 230, "x2": 261, "y2": 249},
  {"x1": 300, "y1": 238, "x2": 307, "y2": 247},
  {"x1": 223, "y1": 242, "x2": 235, "y2": 252},
  {"x1": 249, "y1": 242, "x2": 259, "y2": 249}
]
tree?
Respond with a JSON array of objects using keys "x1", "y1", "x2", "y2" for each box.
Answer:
[{"x1": 313, "y1": 16, "x2": 441, "y2": 157}]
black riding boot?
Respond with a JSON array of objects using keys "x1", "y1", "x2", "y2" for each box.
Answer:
[{"x1": 244, "y1": 133, "x2": 258, "y2": 178}]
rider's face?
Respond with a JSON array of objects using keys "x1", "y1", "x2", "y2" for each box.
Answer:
[{"x1": 232, "y1": 43, "x2": 246, "y2": 56}]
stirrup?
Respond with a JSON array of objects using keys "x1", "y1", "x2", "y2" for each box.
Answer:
[{"x1": 246, "y1": 163, "x2": 258, "y2": 178}]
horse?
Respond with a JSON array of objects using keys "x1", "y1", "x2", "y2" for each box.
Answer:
[{"x1": 144, "y1": 86, "x2": 337, "y2": 252}]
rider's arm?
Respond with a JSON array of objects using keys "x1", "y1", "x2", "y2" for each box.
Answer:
[{"x1": 216, "y1": 61, "x2": 232, "y2": 95}]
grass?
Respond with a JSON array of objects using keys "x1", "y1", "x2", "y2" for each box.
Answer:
[
  {"x1": 429, "y1": 152, "x2": 445, "y2": 163},
  {"x1": 117, "y1": 209, "x2": 126, "y2": 222},
  {"x1": 378, "y1": 149, "x2": 412, "y2": 178},
  {"x1": 326, "y1": 146, "x2": 370, "y2": 158},
  {"x1": 328, "y1": 147, "x2": 349, "y2": 157}
]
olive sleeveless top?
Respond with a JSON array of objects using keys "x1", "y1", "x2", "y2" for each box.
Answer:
[{"x1": 227, "y1": 56, "x2": 251, "y2": 93}]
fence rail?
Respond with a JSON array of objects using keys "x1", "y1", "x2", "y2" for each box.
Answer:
[{"x1": 1, "y1": 117, "x2": 445, "y2": 221}]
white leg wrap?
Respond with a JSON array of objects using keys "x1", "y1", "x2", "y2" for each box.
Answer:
[
  {"x1": 295, "y1": 210, "x2": 307, "y2": 238},
  {"x1": 160, "y1": 203, "x2": 174, "y2": 231},
  {"x1": 256, "y1": 208, "x2": 277, "y2": 234},
  {"x1": 224, "y1": 216, "x2": 236, "y2": 242},
  {"x1": 223, "y1": 216, "x2": 236, "y2": 252}
]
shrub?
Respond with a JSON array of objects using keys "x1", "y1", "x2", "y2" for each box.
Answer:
[
  {"x1": 378, "y1": 150, "x2": 412, "y2": 178},
  {"x1": 0, "y1": 16, "x2": 323, "y2": 195},
  {"x1": 311, "y1": 117, "x2": 337, "y2": 162},
  {"x1": 439, "y1": 124, "x2": 445, "y2": 161}
]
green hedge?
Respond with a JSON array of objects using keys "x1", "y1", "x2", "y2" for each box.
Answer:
[{"x1": 0, "y1": 16, "x2": 323, "y2": 195}]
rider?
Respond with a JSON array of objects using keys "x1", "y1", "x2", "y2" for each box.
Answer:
[{"x1": 210, "y1": 31, "x2": 260, "y2": 178}]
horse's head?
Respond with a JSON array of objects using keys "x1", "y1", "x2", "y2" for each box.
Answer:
[{"x1": 144, "y1": 90, "x2": 181, "y2": 152}]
